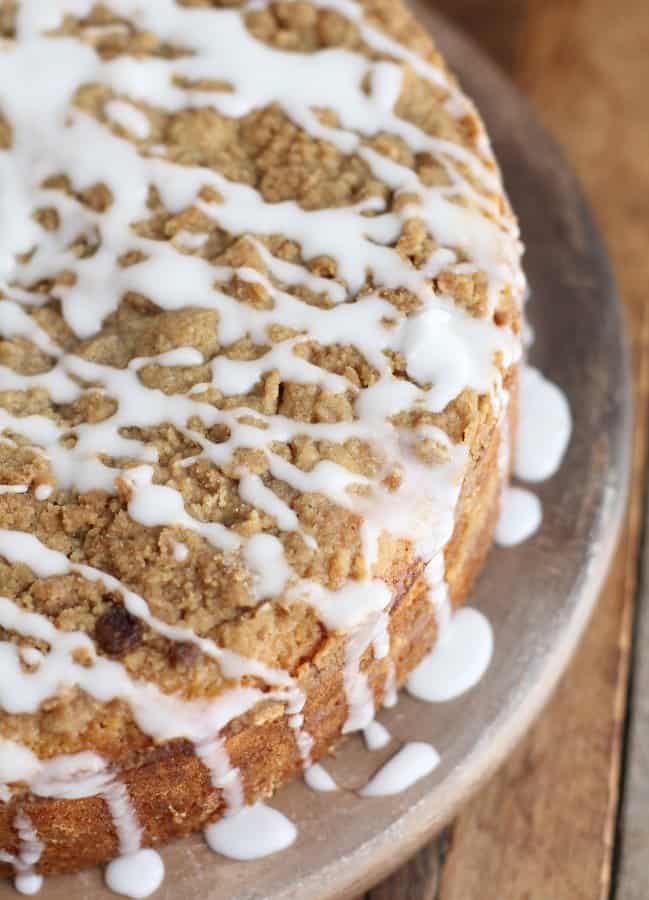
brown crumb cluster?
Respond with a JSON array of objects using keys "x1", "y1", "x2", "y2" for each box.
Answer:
[
  {"x1": 0, "y1": 0, "x2": 519, "y2": 760},
  {"x1": 51, "y1": 5, "x2": 193, "y2": 60},
  {"x1": 245, "y1": 2, "x2": 361, "y2": 52}
]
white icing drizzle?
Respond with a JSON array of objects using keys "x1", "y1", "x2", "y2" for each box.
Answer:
[
  {"x1": 102, "y1": 781, "x2": 142, "y2": 858},
  {"x1": 195, "y1": 737, "x2": 245, "y2": 815},
  {"x1": 13, "y1": 815, "x2": 43, "y2": 877},
  {"x1": 359, "y1": 742, "x2": 440, "y2": 797},
  {"x1": 497, "y1": 381, "x2": 512, "y2": 488},
  {"x1": 406, "y1": 356, "x2": 572, "y2": 707},
  {"x1": 371, "y1": 613, "x2": 399, "y2": 710},
  {"x1": 105, "y1": 850, "x2": 165, "y2": 900},
  {"x1": 406, "y1": 608, "x2": 494, "y2": 703},
  {"x1": 204, "y1": 802, "x2": 297, "y2": 861},
  {"x1": 0, "y1": 750, "x2": 161, "y2": 897},
  {"x1": 0, "y1": 812, "x2": 44, "y2": 895},
  {"x1": 19, "y1": 648, "x2": 43, "y2": 668},
  {"x1": 289, "y1": 711, "x2": 315, "y2": 772},
  {"x1": 423, "y1": 551, "x2": 453, "y2": 638},
  {"x1": 495, "y1": 486, "x2": 543, "y2": 547},
  {"x1": 342, "y1": 615, "x2": 383, "y2": 734},
  {"x1": 362, "y1": 721, "x2": 392, "y2": 752},
  {"x1": 515, "y1": 365, "x2": 572, "y2": 482},
  {"x1": 0, "y1": 0, "x2": 526, "y2": 890},
  {"x1": 13, "y1": 874, "x2": 43, "y2": 897},
  {"x1": 495, "y1": 362, "x2": 571, "y2": 547},
  {"x1": 304, "y1": 763, "x2": 338, "y2": 793},
  {"x1": 172, "y1": 230, "x2": 209, "y2": 251},
  {"x1": 0, "y1": 531, "x2": 299, "y2": 706},
  {"x1": 171, "y1": 541, "x2": 189, "y2": 563},
  {"x1": 0, "y1": 742, "x2": 41, "y2": 785},
  {"x1": 105, "y1": 100, "x2": 151, "y2": 141},
  {"x1": 381, "y1": 668, "x2": 398, "y2": 709}
]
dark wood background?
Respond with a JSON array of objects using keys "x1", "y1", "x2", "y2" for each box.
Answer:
[{"x1": 366, "y1": 1, "x2": 649, "y2": 897}]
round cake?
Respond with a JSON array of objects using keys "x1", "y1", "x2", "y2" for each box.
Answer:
[{"x1": 0, "y1": 0, "x2": 524, "y2": 886}]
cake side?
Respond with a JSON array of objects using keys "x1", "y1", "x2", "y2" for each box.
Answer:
[
  {"x1": 0, "y1": 367, "x2": 517, "y2": 877},
  {"x1": 0, "y1": 0, "x2": 524, "y2": 881}
]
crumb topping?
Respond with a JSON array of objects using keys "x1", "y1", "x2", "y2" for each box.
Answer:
[{"x1": 0, "y1": 0, "x2": 522, "y2": 761}]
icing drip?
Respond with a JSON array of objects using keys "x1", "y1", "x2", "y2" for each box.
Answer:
[
  {"x1": 495, "y1": 486, "x2": 543, "y2": 547},
  {"x1": 342, "y1": 614, "x2": 388, "y2": 733},
  {"x1": 102, "y1": 781, "x2": 143, "y2": 858},
  {"x1": 105, "y1": 850, "x2": 165, "y2": 900},
  {"x1": 493, "y1": 363, "x2": 571, "y2": 551},
  {"x1": 381, "y1": 665, "x2": 398, "y2": 709},
  {"x1": 406, "y1": 608, "x2": 494, "y2": 703},
  {"x1": 29, "y1": 756, "x2": 148, "y2": 895},
  {"x1": 0, "y1": 751, "x2": 162, "y2": 897},
  {"x1": 0, "y1": 742, "x2": 41, "y2": 785},
  {"x1": 105, "y1": 100, "x2": 151, "y2": 141},
  {"x1": 363, "y1": 721, "x2": 392, "y2": 752},
  {"x1": 424, "y1": 552, "x2": 453, "y2": 637},
  {"x1": 0, "y1": 813, "x2": 43, "y2": 895},
  {"x1": 515, "y1": 366, "x2": 572, "y2": 482},
  {"x1": 171, "y1": 541, "x2": 189, "y2": 563},
  {"x1": 19, "y1": 648, "x2": 43, "y2": 668},
  {"x1": 204, "y1": 802, "x2": 297, "y2": 861},
  {"x1": 304, "y1": 764, "x2": 338, "y2": 793},
  {"x1": 195, "y1": 738, "x2": 245, "y2": 814},
  {"x1": 13, "y1": 874, "x2": 43, "y2": 897},
  {"x1": 360, "y1": 742, "x2": 440, "y2": 797},
  {"x1": 13, "y1": 814, "x2": 43, "y2": 879},
  {"x1": 289, "y1": 715, "x2": 315, "y2": 772}
]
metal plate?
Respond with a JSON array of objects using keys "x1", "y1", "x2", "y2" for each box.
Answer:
[{"x1": 3, "y1": 6, "x2": 632, "y2": 900}]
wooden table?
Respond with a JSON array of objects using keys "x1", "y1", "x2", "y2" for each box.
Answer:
[{"x1": 366, "y1": 1, "x2": 649, "y2": 897}]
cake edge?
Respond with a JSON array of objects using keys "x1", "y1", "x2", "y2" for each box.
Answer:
[{"x1": 0, "y1": 367, "x2": 518, "y2": 879}]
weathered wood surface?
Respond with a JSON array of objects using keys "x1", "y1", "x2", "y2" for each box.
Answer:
[
  {"x1": 367, "y1": 0, "x2": 649, "y2": 897},
  {"x1": 616, "y1": 491, "x2": 649, "y2": 899}
]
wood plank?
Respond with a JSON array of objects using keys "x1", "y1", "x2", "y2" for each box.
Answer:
[
  {"x1": 362, "y1": 837, "x2": 442, "y2": 900},
  {"x1": 616, "y1": 500, "x2": 649, "y2": 898},
  {"x1": 434, "y1": 0, "x2": 649, "y2": 897}
]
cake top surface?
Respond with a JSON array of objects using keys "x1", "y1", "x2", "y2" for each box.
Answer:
[{"x1": 0, "y1": 0, "x2": 523, "y2": 766}]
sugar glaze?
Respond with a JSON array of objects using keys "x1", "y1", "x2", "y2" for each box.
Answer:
[{"x1": 0, "y1": 0, "x2": 540, "y2": 893}]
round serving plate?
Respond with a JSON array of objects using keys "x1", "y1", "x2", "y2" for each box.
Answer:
[{"x1": 3, "y1": 6, "x2": 631, "y2": 900}]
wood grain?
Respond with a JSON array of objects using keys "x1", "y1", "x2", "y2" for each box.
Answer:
[
  {"x1": 369, "y1": 0, "x2": 649, "y2": 897},
  {"x1": 616, "y1": 496, "x2": 649, "y2": 899},
  {"x1": 612, "y1": 9, "x2": 649, "y2": 867},
  {"x1": 362, "y1": 837, "x2": 442, "y2": 900}
]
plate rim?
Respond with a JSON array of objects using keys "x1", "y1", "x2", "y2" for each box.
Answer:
[
  {"x1": 268, "y1": 8, "x2": 634, "y2": 899},
  {"x1": 2, "y1": 8, "x2": 632, "y2": 900}
]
